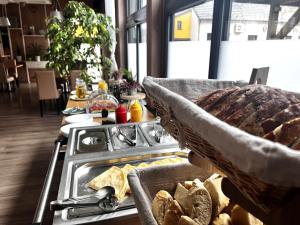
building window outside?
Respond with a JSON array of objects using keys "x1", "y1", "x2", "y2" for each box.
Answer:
[
  {"x1": 207, "y1": 33, "x2": 212, "y2": 40},
  {"x1": 248, "y1": 35, "x2": 257, "y2": 40},
  {"x1": 177, "y1": 21, "x2": 182, "y2": 30}
]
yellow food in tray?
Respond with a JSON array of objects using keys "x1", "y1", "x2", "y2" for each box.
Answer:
[
  {"x1": 88, "y1": 166, "x2": 127, "y2": 200},
  {"x1": 88, "y1": 157, "x2": 185, "y2": 201}
]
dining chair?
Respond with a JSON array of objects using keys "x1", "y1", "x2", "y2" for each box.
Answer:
[
  {"x1": 3, "y1": 59, "x2": 19, "y2": 87},
  {"x1": 0, "y1": 63, "x2": 15, "y2": 92},
  {"x1": 69, "y1": 70, "x2": 81, "y2": 91},
  {"x1": 35, "y1": 70, "x2": 61, "y2": 117}
]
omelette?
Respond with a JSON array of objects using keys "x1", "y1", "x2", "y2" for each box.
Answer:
[{"x1": 88, "y1": 157, "x2": 185, "y2": 201}]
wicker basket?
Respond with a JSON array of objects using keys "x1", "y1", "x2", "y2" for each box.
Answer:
[{"x1": 143, "y1": 77, "x2": 300, "y2": 213}]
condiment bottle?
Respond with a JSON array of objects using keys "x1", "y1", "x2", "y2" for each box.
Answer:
[
  {"x1": 130, "y1": 100, "x2": 142, "y2": 122},
  {"x1": 98, "y1": 80, "x2": 108, "y2": 93},
  {"x1": 75, "y1": 78, "x2": 87, "y2": 99},
  {"x1": 115, "y1": 105, "x2": 127, "y2": 124}
]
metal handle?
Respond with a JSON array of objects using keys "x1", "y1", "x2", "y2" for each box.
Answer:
[{"x1": 32, "y1": 138, "x2": 64, "y2": 225}]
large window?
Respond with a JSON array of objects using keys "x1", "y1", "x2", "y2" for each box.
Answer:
[
  {"x1": 126, "y1": 0, "x2": 147, "y2": 83},
  {"x1": 167, "y1": 0, "x2": 214, "y2": 79},
  {"x1": 218, "y1": 0, "x2": 300, "y2": 92}
]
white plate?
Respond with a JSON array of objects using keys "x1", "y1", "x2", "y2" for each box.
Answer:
[
  {"x1": 65, "y1": 114, "x2": 93, "y2": 124},
  {"x1": 107, "y1": 112, "x2": 131, "y2": 121},
  {"x1": 60, "y1": 122, "x2": 100, "y2": 137},
  {"x1": 70, "y1": 90, "x2": 92, "y2": 95},
  {"x1": 70, "y1": 95, "x2": 89, "y2": 101}
]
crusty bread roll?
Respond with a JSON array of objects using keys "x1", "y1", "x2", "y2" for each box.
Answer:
[
  {"x1": 212, "y1": 213, "x2": 232, "y2": 225},
  {"x1": 188, "y1": 184, "x2": 212, "y2": 225},
  {"x1": 204, "y1": 177, "x2": 229, "y2": 219},
  {"x1": 264, "y1": 117, "x2": 300, "y2": 150},
  {"x1": 184, "y1": 181, "x2": 193, "y2": 190},
  {"x1": 174, "y1": 183, "x2": 190, "y2": 213},
  {"x1": 231, "y1": 205, "x2": 263, "y2": 225},
  {"x1": 163, "y1": 200, "x2": 184, "y2": 225},
  {"x1": 152, "y1": 190, "x2": 173, "y2": 225},
  {"x1": 178, "y1": 215, "x2": 200, "y2": 225}
]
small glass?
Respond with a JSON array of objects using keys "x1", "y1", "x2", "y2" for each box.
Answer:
[{"x1": 75, "y1": 78, "x2": 87, "y2": 99}]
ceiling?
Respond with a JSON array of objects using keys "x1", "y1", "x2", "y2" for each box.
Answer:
[{"x1": 0, "y1": 0, "x2": 52, "y2": 4}]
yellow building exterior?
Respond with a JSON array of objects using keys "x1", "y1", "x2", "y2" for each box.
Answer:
[{"x1": 174, "y1": 10, "x2": 192, "y2": 40}]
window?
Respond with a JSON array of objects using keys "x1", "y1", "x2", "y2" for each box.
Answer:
[
  {"x1": 167, "y1": 0, "x2": 214, "y2": 79},
  {"x1": 126, "y1": 0, "x2": 147, "y2": 83},
  {"x1": 177, "y1": 21, "x2": 182, "y2": 30},
  {"x1": 207, "y1": 33, "x2": 212, "y2": 41},
  {"x1": 248, "y1": 35, "x2": 257, "y2": 41},
  {"x1": 218, "y1": 0, "x2": 300, "y2": 93}
]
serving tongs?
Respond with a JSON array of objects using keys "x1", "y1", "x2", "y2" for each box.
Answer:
[
  {"x1": 116, "y1": 127, "x2": 136, "y2": 146},
  {"x1": 50, "y1": 186, "x2": 119, "y2": 212}
]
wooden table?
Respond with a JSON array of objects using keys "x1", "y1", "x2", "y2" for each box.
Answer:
[{"x1": 63, "y1": 97, "x2": 155, "y2": 125}]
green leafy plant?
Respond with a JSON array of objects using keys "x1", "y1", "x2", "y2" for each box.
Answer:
[{"x1": 45, "y1": 1, "x2": 114, "y2": 84}]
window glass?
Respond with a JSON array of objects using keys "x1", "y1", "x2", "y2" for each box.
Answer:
[
  {"x1": 218, "y1": 0, "x2": 300, "y2": 92},
  {"x1": 168, "y1": 0, "x2": 214, "y2": 79},
  {"x1": 141, "y1": 0, "x2": 147, "y2": 8},
  {"x1": 127, "y1": 26, "x2": 137, "y2": 77},
  {"x1": 128, "y1": 0, "x2": 139, "y2": 15},
  {"x1": 138, "y1": 23, "x2": 147, "y2": 83}
]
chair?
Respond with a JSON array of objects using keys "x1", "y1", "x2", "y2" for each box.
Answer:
[
  {"x1": 3, "y1": 59, "x2": 19, "y2": 87},
  {"x1": 0, "y1": 63, "x2": 15, "y2": 92},
  {"x1": 69, "y1": 70, "x2": 81, "y2": 91},
  {"x1": 249, "y1": 67, "x2": 269, "y2": 85},
  {"x1": 35, "y1": 70, "x2": 61, "y2": 117}
]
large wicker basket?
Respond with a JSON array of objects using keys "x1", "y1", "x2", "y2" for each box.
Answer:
[{"x1": 143, "y1": 77, "x2": 300, "y2": 214}]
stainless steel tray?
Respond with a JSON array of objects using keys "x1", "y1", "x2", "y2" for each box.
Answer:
[
  {"x1": 109, "y1": 124, "x2": 149, "y2": 150},
  {"x1": 68, "y1": 127, "x2": 113, "y2": 155},
  {"x1": 68, "y1": 151, "x2": 188, "y2": 218},
  {"x1": 139, "y1": 122, "x2": 178, "y2": 146}
]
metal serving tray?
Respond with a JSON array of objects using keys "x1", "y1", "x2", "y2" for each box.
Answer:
[
  {"x1": 139, "y1": 122, "x2": 178, "y2": 146},
  {"x1": 68, "y1": 151, "x2": 188, "y2": 219},
  {"x1": 67, "y1": 127, "x2": 113, "y2": 156},
  {"x1": 109, "y1": 124, "x2": 149, "y2": 150}
]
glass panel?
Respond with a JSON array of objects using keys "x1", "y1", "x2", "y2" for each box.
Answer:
[
  {"x1": 218, "y1": 0, "x2": 300, "y2": 92},
  {"x1": 127, "y1": 26, "x2": 137, "y2": 77},
  {"x1": 141, "y1": 0, "x2": 147, "y2": 8},
  {"x1": 128, "y1": 0, "x2": 139, "y2": 15},
  {"x1": 167, "y1": 0, "x2": 214, "y2": 79},
  {"x1": 138, "y1": 23, "x2": 147, "y2": 83}
]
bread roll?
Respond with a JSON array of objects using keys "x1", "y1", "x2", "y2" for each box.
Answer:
[
  {"x1": 178, "y1": 216, "x2": 200, "y2": 225},
  {"x1": 264, "y1": 117, "x2": 300, "y2": 150},
  {"x1": 212, "y1": 213, "x2": 232, "y2": 225},
  {"x1": 231, "y1": 205, "x2": 263, "y2": 225},
  {"x1": 184, "y1": 181, "x2": 193, "y2": 190},
  {"x1": 188, "y1": 184, "x2": 212, "y2": 225},
  {"x1": 174, "y1": 183, "x2": 190, "y2": 213},
  {"x1": 204, "y1": 177, "x2": 229, "y2": 219},
  {"x1": 152, "y1": 190, "x2": 173, "y2": 225},
  {"x1": 163, "y1": 200, "x2": 184, "y2": 225}
]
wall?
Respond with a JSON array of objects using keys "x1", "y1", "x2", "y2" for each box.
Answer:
[{"x1": 174, "y1": 10, "x2": 192, "y2": 40}]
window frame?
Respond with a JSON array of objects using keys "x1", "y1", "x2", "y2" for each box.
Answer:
[{"x1": 125, "y1": 0, "x2": 147, "y2": 83}]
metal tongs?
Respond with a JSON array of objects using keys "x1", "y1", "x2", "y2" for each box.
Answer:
[
  {"x1": 50, "y1": 186, "x2": 119, "y2": 212},
  {"x1": 116, "y1": 128, "x2": 136, "y2": 146}
]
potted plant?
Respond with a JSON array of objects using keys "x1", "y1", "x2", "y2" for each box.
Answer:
[
  {"x1": 16, "y1": 46, "x2": 22, "y2": 62},
  {"x1": 45, "y1": 1, "x2": 114, "y2": 85},
  {"x1": 28, "y1": 43, "x2": 44, "y2": 61},
  {"x1": 122, "y1": 69, "x2": 140, "y2": 95}
]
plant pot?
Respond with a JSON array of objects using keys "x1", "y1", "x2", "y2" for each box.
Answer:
[
  {"x1": 16, "y1": 56, "x2": 22, "y2": 62},
  {"x1": 128, "y1": 88, "x2": 137, "y2": 96},
  {"x1": 35, "y1": 56, "x2": 41, "y2": 61}
]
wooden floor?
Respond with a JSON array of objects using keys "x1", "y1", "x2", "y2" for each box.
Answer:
[{"x1": 0, "y1": 83, "x2": 63, "y2": 225}]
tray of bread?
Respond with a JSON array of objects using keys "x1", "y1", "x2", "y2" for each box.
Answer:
[
  {"x1": 143, "y1": 77, "x2": 300, "y2": 214},
  {"x1": 68, "y1": 151, "x2": 187, "y2": 218},
  {"x1": 128, "y1": 163, "x2": 263, "y2": 225}
]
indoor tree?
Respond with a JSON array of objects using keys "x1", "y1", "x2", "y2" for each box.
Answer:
[{"x1": 45, "y1": 1, "x2": 114, "y2": 84}]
